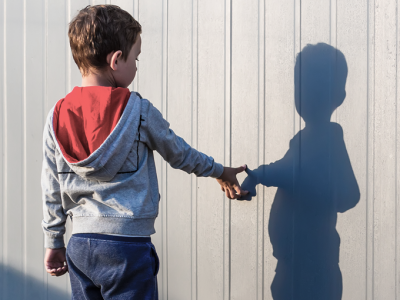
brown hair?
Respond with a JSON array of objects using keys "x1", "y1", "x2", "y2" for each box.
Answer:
[{"x1": 68, "y1": 5, "x2": 141, "y2": 76}]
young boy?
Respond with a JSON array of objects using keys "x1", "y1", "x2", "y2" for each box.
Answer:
[{"x1": 41, "y1": 4, "x2": 248, "y2": 299}]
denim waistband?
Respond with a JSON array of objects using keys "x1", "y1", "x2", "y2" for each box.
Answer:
[{"x1": 72, "y1": 233, "x2": 151, "y2": 243}]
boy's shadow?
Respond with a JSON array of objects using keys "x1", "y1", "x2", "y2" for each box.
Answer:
[{"x1": 241, "y1": 43, "x2": 360, "y2": 300}]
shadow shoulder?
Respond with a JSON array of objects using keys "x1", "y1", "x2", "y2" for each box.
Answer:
[
  {"x1": 288, "y1": 131, "x2": 302, "y2": 147},
  {"x1": 330, "y1": 122, "x2": 344, "y2": 132}
]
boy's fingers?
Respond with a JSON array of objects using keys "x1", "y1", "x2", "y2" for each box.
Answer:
[
  {"x1": 56, "y1": 268, "x2": 68, "y2": 277},
  {"x1": 46, "y1": 263, "x2": 67, "y2": 275},
  {"x1": 226, "y1": 187, "x2": 235, "y2": 199},
  {"x1": 226, "y1": 186, "x2": 236, "y2": 199},
  {"x1": 48, "y1": 267, "x2": 67, "y2": 277},
  {"x1": 234, "y1": 185, "x2": 249, "y2": 196},
  {"x1": 229, "y1": 188, "x2": 237, "y2": 199},
  {"x1": 58, "y1": 266, "x2": 67, "y2": 272},
  {"x1": 47, "y1": 270, "x2": 57, "y2": 276}
]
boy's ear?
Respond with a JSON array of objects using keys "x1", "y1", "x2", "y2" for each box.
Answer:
[{"x1": 107, "y1": 50, "x2": 123, "y2": 71}]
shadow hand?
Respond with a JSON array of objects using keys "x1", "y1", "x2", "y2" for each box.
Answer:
[{"x1": 238, "y1": 167, "x2": 258, "y2": 200}]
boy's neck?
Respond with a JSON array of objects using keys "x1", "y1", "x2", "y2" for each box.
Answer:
[{"x1": 81, "y1": 69, "x2": 117, "y2": 88}]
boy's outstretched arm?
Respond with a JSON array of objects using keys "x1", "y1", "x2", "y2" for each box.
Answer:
[
  {"x1": 141, "y1": 100, "x2": 249, "y2": 199},
  {"x1": 216, "y1": 165, "x2": 249, "y2": 199}
]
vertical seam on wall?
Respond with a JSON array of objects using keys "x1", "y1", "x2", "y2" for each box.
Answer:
[
  {"x1": 0, "y1": 0, "x2": 3, "y2": 295},
  {"x1": 263, "y1": 0, "x2": 267, "y2": 297},
  {"x1": 329, "y1": 0, "x2": 337, "y2": 271},
  {"x1": 229, "y1": 0, "x2": 232, "y2": 298},
  {"x1": 23, "y1": 0, "x2": 27, "y2": 297},
  {"x1": 395, "y1": 0, "x2": 398, "y2": 297},
  {"x1": 2, "y1": 0, "x2": 6, "y2": 298},
  {"x1": 293, "y1": 0, "x2": 296, "y2": 139},
  {"x1": 257, "y1": 0, "x2": 260, "y2": 297},
  {"x1": 44, "y1": 0, "x2": 48, "y2": 295},
  {"x1": 42, "y1": 0, "x2": 49, "y2": 300},
  {"x1": 293, "y1": 0, "x2": 296, "y2": 297},
  {"x1": 332, "y1": 0, "x2": 338, "y2": 122},
  {"x1": 223, "y1": 0, "x2": 227, "y2": 295},
  {"x1": 229, "y1": 1, "x2": 232, "y2": 297},
  {"x1": 223, "y1": 0, "x2": 232, "y2": 299},
  {"x1": 257, "y1": 0, "x2": 260, "y2": 293},
  {"x1": 196, "y1": 0, "x2": 199, "y2": 298},
  {"x1": 366, "y1": 0, "x2": 369, "y2": 298},
  {"x1": 191, "y1": 0, "x2": 194, "y2": 296},
  {"x1": 335, "y1": 0, "x2": 338, "y2": 123},
  {"x1": 257, "y1": 0, "x2": 266, "y2": 298},
  {"x1": 372, "y1": 0, "x2": 375, "y2": 297},
  {"x1": 329, "y1": 0, "x2": 333, "y2": 223},
  {"x1": 261, "y1": 0, "x2": 266, "y2": 298},
  {"x1": 297, "y1": 4, "x2": 302, "y2": 299},
  {"x1": 2, "y1": 0, "x2": 7, "y2": 298},
  {"x1": 44, "y1": 0, "x2": 47, "y2": 140},
  {"x1": 293, "y1": 0, "x2": 301, "y2": 298},
  {"x1": 229, "y1": 4, "x2": 232, "y2": 169}
]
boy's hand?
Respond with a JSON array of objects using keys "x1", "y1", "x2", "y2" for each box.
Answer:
[
  {"x1": 217, "y1": 165, "x2": 249, "y2": 199},
  {"x1": 44, "y1": 247, "x2": 68, "y2": 277}
]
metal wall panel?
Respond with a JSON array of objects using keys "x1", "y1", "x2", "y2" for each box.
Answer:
[
  {"x1": 230, "y1": 0, "x2": 260, "y2": 299},
  {"x1": 135, "y1": 0, "x2": 166, "y2": 297},
  {"x1": 3, "y1": 0, "x2": 25, "y2": 299},
  {"x1": 336, "y1": 0, "x2": 368, "y2": 299},
  {"x1": 197, "y1": 1, "x2": 226, "y2": 299},
  {"x1": 25, "y1": 1, "x2": 46, "y2": 299},
  {"x1": 373, "y1": 0, "x2": 397, "y2": 298},
  {"x1": 166, "y1": 0, "x2": 194, "y2": 298},
  {"x1": 0, "y1": 0, "x2": 399, "y2": 299}
]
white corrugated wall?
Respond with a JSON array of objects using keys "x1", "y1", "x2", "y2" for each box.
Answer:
[{"x1": 0, "y1": 0, "x2": 399, "y2": 299}]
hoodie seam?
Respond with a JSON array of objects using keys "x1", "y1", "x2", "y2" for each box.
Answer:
[
  {"x1": 136, "y1": 116, "x2": 145, "y2": 169},
  {"x1": 56, "y1": 115, "x2": 146, "y2": 176},
  {"x1": 72, "y1": 215, "x2": 155, "y2": 219}
]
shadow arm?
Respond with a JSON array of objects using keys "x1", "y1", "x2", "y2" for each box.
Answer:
[{"x1": 333, "y1": 125, "x2": 361, "y2": 212}]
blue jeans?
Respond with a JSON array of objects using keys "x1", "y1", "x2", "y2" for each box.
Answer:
[{"x1": 66, "y1": 233, "x2": 159, "y2": 300}]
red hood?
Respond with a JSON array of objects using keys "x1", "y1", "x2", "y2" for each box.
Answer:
[{"x1": 53, "y1": 86, "x2": 131, "y2": 163}]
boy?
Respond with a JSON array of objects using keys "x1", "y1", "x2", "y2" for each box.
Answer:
[{"x1": 41, "y1": 5, "x2": 248, "y2": 299}]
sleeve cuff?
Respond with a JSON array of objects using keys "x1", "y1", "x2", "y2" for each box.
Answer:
[
  {"x1": 210, "y1": 162, "x2": 224, "y2": 178},
  {"x1": 44, "y1": 235, "x2": 65, "y2": 249}
]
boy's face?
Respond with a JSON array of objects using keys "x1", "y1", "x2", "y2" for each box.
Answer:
[{"x1": 113, "y1": 34, "x2": 141, "y2": 88}]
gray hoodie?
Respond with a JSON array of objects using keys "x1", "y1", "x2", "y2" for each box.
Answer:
[{"x1": 41, "y1": 90, "x2": 224, "y2": 248}]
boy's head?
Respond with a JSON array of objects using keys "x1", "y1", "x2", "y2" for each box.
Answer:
[{"x1": 69, "y1": 5, "x2": 142, "y2": 87}]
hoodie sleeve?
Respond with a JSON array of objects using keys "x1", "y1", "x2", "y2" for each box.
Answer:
[
  {"x1": 140, "y1": 99, "x2": 224, "y2": 178},
  {"x1": 41, "y1": 110, "x2": 67, "y2": 249}
]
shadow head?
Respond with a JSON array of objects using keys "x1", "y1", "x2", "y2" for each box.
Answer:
[{"x1": 294, "y1": 43, "x2": 348, "y2": 124}]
